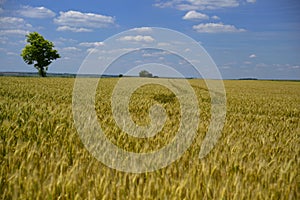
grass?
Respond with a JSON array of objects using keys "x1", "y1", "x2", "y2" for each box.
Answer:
[{"x1": 0, "y1": 77, "x2": 299, "y2": 199}]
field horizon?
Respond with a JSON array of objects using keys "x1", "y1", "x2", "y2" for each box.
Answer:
[{"x1": 1, "y1": 71, "x2": 300, "y2": 81}]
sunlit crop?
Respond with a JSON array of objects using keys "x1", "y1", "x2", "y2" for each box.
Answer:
[{"x1": 0, "y1": 77, "x2": 299, "y2": 199}]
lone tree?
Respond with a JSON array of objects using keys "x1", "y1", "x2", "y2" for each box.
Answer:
[
  {"x1": 21, "y1": 32, "x2": 60, "y2": 77},
  {"x1": 139, "y1": 70, "x2": 153, "y2": 78}
]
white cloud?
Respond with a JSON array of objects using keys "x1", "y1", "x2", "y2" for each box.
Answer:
[
  {"x1": 142, "y1": 53, "x2": 153, "y2": 57},
  {"x1": 62, "y1": 47, "x2": 81, "y2": 51},
  {"x1": 56, "y1": 26, "x2": 92, "y2": 32},
  {"x1": 155, "y1": 0, "x2": 240, "y2": 10},
  {"x1": 53, "y1": 37, "x2": 78, "y2": 46},
  {"x1": 220, "y1": 65, "x2": 231, "y2": 69},
  {"x1": 291, "y1": 65, "x2": 300, "y2": 69},
  {"x1": 17, "y1": 5, "x2": 56, "y2": 18},
  {"x1": 0, "y1": 17, "x2": 20, "y2": 27},
  {"x1": 249, "y1": 54, "x2": 256, "y2": 58},
  {"x1": 211, "y1": 15, "x2": 220, "y2": 20},
  {"x1": 246, "y1": 0, "x2": 256, "y2": 3},
  {"x1": 153, "y1": 1, "x2": 174, "y2": 9},
  {"x1": 0, "y1": 29, "x2": 29, "y2": 36},
  {"x1": 176, "y1": 4, "x2": 200, "y2": 11},
  {"x1": 18, "y1": 39, "x2": 27, "y2": 45},
  {"x1": 79, "y1": 42, "x2": 104, "y2": 47},
  {"x1": 142, "y1": 50, "x2": 170, "y2": 57},
  {"x1": 62, "y1": 56, "x2": 71, "y2": 60},
  {"x1": 0, "y1": 36, "x2": 7, "y2": 44},
  {"x1": 118, "y1": 35, "x2": 155, "y2": 43},
  {"x1": 270, "y1": 63, "x2": 300, "y2": 71},
  {"x1": 0, "y1": 17, "x2": 31, "y2": 36},
  {"x1": 54, "y1": 10, "x2": 115, "y2": 32},
  {"x1": 0, "y1": 17, "x2": 32, "y2": 29},
  {"x1": 56, "y1": 37, "x2": 77, "y2": 43},
  {"x1": 193, "y1": 23, "x2": 246, "y2": 33},
  {"x1": 157, "y1": 42, "x2": 171, "y2": 47},
  {"x1": 6, "y1": 52, "x2": 18, "y2": 56},
  {"x1": 132, "y1": 27, "x2": 153, "y2": 33},
  {"x1": 182, "y1": 11, "x2": 209, "y2": 20}
]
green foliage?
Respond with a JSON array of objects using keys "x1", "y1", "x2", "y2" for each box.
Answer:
[
  {"x1": 21, "y1": 32, "x2": 60, "y2": 77},
  {"x1": 139, "y1": 70, "x2": 153, "y2": 78}
]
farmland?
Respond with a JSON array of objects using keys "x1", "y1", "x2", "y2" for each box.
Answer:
[{"x1": 0, "y1": 77, "x2": 299, "y2": 199}]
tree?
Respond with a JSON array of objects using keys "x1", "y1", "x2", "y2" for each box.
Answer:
[
  {"x1": 21, "y1": 32, "x2": 60, "y2": 77},
  {"x1": 139, "y1": 70, "x2": 153, "y2": 78}
]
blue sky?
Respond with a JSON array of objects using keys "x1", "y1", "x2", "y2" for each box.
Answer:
[{"x1": 0, "y1": 0, "x2": 299, "y2": 79}]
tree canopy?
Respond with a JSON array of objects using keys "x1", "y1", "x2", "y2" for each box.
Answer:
[
  {"x1": 21, "y1": 32, "x2": 60, "y2": 77},
  {"x1": 139, "y1": 70, "x2": 153, "y2": 78}
]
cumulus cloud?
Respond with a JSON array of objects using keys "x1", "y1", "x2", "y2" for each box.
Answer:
[
  {"x1": 6, "y1": 52, "x2": 18, "y2": 56},
  {"x1": 193, "y1": 23, "x2": 246, "y2": 33},
  {"x1": 62, "y1": 47, "x2": 81, "y2": 51},
  {"x1": 244, "y1": 61, "x2": 252, "y2": 65},
  {"x1": 0, "y1": 17, "x2": 31, "y2": 36},
  {"x1": 291, "y1": 65, "x2": 300, "y2": 69},
  {"x1": 17, "y1": 5, "x2": 56, "y2": 18},
  {"x1": 56, "y1": 26, "x2": 92, "y2": 32},
  {"x1": 79, "y1": 42, "x2": 104, "y2": 47},
  {"x1": 0, "y1": 29, "x2": 29, "y2": 36},
  {"x1": 142, "y1": 50, "x2": 170, "y2": 57},
  {"x1": 0, "y1": 17, "x2": 21, "y2": 27},
  {"x1": 54, "y1": 10, "x2": 115, "y2": 32},
  {"x1": 182, "y1": 11, "x2": 209, "y2": 20},
  {"x1": 0, "y1": 17, "x2": 32, "y2": 29},
  {"x1": 249, "y1": 54, "x2": 256, "y2": 58},
  {"x1": 132, "y1": 27, "x2": 153, "y2": 33},
  {"x1": 155, "y1": 0, "x2": 240, "y2": 10},
  {"x1": 211, "y1": 15, "x2": 220, "y2": 20},
  {"x1": 118, "y1": 35, "x2": 155, "y2": 43},
  {"x1": 56, "y1": 37, "x2": 77, "y2": 43},
  {"x1": 157, "y1": 42, "x2": 171, "y2": 47}
]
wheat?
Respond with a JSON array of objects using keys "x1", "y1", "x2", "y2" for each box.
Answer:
[{"x1": 0, "y1": 77, "x2": 299, "y2": 199}]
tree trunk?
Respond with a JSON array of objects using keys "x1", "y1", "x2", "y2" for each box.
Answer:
[{"x1": 38, "y1": 67, "x2": 47, "y2": 77}]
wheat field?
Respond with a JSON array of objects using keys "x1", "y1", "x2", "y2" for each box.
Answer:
[{"x1": 0, "y1": 77, "x2": 299, "y2": 199}]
